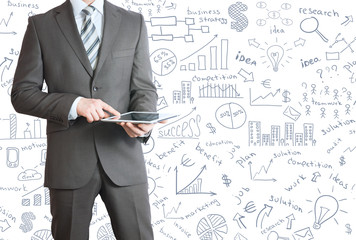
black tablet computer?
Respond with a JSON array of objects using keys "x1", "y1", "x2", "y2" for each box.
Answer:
[{"x1": 101, "y1": 111, "x2": 179, "y2": 124}]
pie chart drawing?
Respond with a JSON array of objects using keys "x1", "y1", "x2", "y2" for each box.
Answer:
[
  {"x1": 215, "y1": 103, "x2": 246, "y2": 129},
  {"x1": 197, "y1": 214, "x2": 228, "y2": 240},
  {"x1": 97, "y1": 223, "x2": 115, "y2": 240},
  {"x1": 150, "y1": 48, "x2": 177, "y2": 76},
  {"x1": 31, "y1": 229, "x2": 53, "y2": 240}
]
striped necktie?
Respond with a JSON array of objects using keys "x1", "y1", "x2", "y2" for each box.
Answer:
[{"x1": 81, "y1": 5, "x2": 100, "y2": 70}]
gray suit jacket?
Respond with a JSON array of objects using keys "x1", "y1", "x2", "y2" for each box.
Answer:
[{"x1": 11, "y1": 0, "x2": 157, "y2": 189}]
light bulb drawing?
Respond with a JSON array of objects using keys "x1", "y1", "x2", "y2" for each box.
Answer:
[
  {"x1": 313, "y1": 195, "x2": 339, "y2": 229},
  {"x1": 251, "y1": 38, "x2": 293, "y2": 72},
  {"x1": 267, "y1": 45, "x2": 284, "y2": 72}
]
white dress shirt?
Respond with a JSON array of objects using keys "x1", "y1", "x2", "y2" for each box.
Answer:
[{"x1": 68, "y1": 0, "x2": 104, "y2": 120}]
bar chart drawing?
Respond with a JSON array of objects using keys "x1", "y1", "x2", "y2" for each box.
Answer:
[
  {"x1": 199, "y1": 83, "x2": 242, "y2": 98},
  {"x1": 0, "y1": 114, "x2": 45, "y2": 140},
  {"x1": 175, "y1": 165, "x2": 215, "y2": 195},
  {"x1": 180, "y1": 39, "x2": 229, "y2": 71},
  {"x1": 22, "y1": 186, "x2": 50, "y2": 207}
]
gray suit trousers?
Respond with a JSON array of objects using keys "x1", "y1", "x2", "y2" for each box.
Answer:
[{"x1": 49, "y1": 161, "x2": 154, "y2": 240}]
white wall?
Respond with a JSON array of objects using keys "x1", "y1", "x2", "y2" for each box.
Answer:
[{"x1": 0, "y1": 0, "x2": 355, "y2": 239}]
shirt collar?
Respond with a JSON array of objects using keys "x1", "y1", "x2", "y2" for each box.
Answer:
[{"x1": 70, "y1": 0, "x2": 104, "y2": 17}]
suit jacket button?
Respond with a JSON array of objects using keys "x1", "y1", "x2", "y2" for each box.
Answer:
[{"x1": 93, "y1": 87, "x2": 98, "y2": 92}]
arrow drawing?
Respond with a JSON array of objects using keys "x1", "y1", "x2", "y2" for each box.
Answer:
[
  {"x1": 248, "y1": 38, "x2": 260, "y2": 48},
  {"x1": 311, "y1": 172, "x2": 321, "y2": 182},
  {"x1": 238, "y1": 68, "x2": 254, "y2": 82},
  {"x1": 0, "y1": 57, "x2": 13, "y2": 82},
  {"x1": 286, "y1": 214, "x2": 295, "y2": 229},
  {"x1": 294, "y1": 37, "x2": 306, "y2": 47},
  {"x1": 233, "y1": 212, "x2": 246, "y2": 229},
  {"x1": 341, "y1": 15, "x2": 353, "y2": 26},
  {"x1": 159, "y1": 107, "x2": 196, "y2": 130},
  {"x1": 0, "y1": 219, "x2": 11, "y2": 232},
  {"x1": 165, "y1": 2, "x2": 177, "y2": 10},
  {"x1": 256, "y1": 204, "x2": 273, "y2": 228},
  {"x1": 0, "y1": 31, "x2": 16, "y2": 35}
]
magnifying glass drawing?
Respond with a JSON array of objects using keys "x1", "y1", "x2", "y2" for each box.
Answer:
[{"x1": 300, "y1": 17, "x2": 328, "y2": 42}]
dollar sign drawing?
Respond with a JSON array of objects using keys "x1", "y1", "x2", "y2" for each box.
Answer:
[
  {"x1": 282, "y1": 90, "x2": 291, "y2": 103},
  {"x1": 206, "y1": 123, "x2": 217, "y2": 134},
  {"x1": 228, "y1": 2, "x2": 249, "y2": 32},
  {"x1": 19, "y1": 212, "x2": 36, "y2": 233},
  {"x1": 346, "y1": 224, "x2": 352, "y2": 234},
  {"x1": 222, "y1": 174, "x2": 232, "y2": 187},
  {"x1": 339, "y1": 156, "x2": 346, "y2": 166}
]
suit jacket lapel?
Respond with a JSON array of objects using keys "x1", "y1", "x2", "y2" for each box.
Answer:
[
  {"x1": 93, "y1": 0, "x2": 122, "y2": 78},
  {"x1": 55, "y1": 0, "x2": 94, "y2": 77}
]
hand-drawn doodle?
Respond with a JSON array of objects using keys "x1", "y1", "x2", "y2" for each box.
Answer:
[
  {"x1": 215, "y1": 103, "x2": 246, "y2": 129},
  {"x1": 345, "y1": 223, "x2": 352, "y2": 235},
  {"x1": 256, "y1": 2, "x2": 293, "y2": 27},
  {"x1": 283, "y1": 106, "x2": 301, "y2": 121},
  {"x1": 300, "y1": 17, "x2": 328, "y2": 42},
  {"x1": 175, "y1": 165, "x2": 216, "y2": 196},
  {"x1": 162, "y1": 202, "x2": 182, "y2": 219},
  {"x1": 150, "y1": 48, "x2": 177, "y2": 76},
  {"x1": 0, "y1": 219, "x2": 11, "y2": 232},
  {"x1": 267, "y1": 231, "x2": 289, "y2": 240},
  {"x1": 286, "y1": 213, "x2": 295, "y2": 229},
  {"x1": 292, "y1": 227, "x2": 313, "y2": 240},
  {"x1": 97, "y1": 223, "x2": 115, "y2": 240},
  {"x1": 6, "y1": 147, "x2": 19, "y2": 167},
  {"x1": 234, "y1": 232, "x2": 248, "y2": 240},
  {"x1": 19, "y1": 212, "x2": 36, "y2": 233},
  {"x1": 233, "y1": 212, "x2": 246, "y2": 229},
  {"x1": 146, "y1": 16, "x2": 209, "y2": 42},
  {"x1": 17, "y1": 169, "x2": 42, "y2": 181},
  {"x1": 248, "y1": 121, "x2": 315, "y2": 147},
  {"x1": 256, "y1": 204, "x2": 273, "y2": 228},
  {"x1": 249, "y1": 159, "x2": 276, "y2": 182},
  {"x1": 313, "y1": 195, "x2": 339, "y2": 229},
  {"x1": 196, "y1": 214, "x2": 228, "y2": 240},
  {"x1": 172, "y1": 81, "x2": 193, "y2": 104},
  {"x1": 31, "y1": 229, "x2": 54, "y2": 240},
  {"x1": 180, "y1": 37, "x2": 229, "y2": 71},
  {"x1": 228, "y1": 2, "x2": 248, "y2": 32},
  {"x1": 249, "y1": 88, "x2": 282, "y2": 107}
]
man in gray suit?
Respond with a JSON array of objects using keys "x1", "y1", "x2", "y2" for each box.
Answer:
[{"x1": 11, "y1": 0, "x2": 158, "y2": 239}]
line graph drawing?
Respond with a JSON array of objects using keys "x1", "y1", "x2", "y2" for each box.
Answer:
[
  {"x1": 0, "y1": 12, "x2": 16, "y2": 35},
  {"x1": 163, "y1": 202, "x2": 182, "y2": 219},
  {"x1": 344, "y1": 146, "x2": 356, "y2": 153},
  {"x1": 199, "y1": 83, "x2": 242, "y2": 98},
  {"x1": 248, "y1": 159, "x2": 276, "y2": 182},
  {"x1": 249, "y1": 88, "x2": 282, "y2": 106}
]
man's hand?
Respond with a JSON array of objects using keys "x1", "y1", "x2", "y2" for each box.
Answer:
[
  {"x1": 77, "y1": 98, "x2": 120, "y2": 123},
  {"x1": 119, "y1": 120, "x2": 168, "y2": 138}
]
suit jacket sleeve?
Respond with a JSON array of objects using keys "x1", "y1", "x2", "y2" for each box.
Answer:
[
  {"x1": 128, "y1": 14, "x2": 157, "y2": 113},
  {"x1": 11, "y1": 16, "x2": 78, "y2": 128}
]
